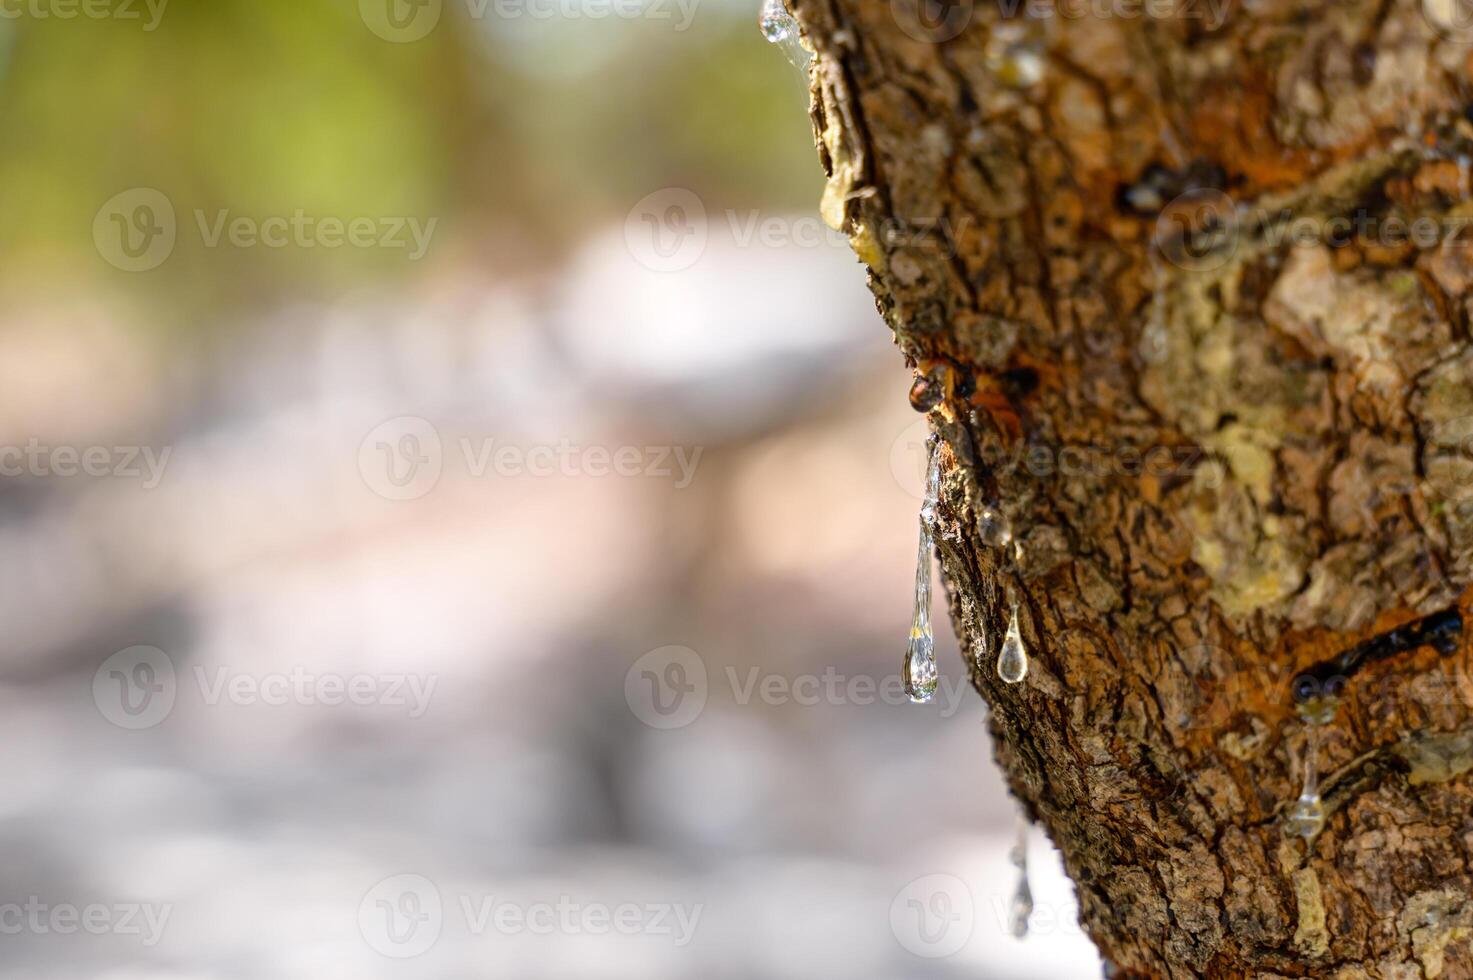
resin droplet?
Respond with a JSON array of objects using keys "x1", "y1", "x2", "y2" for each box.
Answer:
[
  {"x1": 908, "y1": 368, "x2": 945, "y2": 413},
  {"x1": 758, "y1": 0, "x2": 795, "y2": 43},
  {"x1": 1008, "y1": 819, "x2": 1033, "y2": 939},
  {"x1": 985, "y1": 22, "x2": 1045, "y2": 89},
  {"x1": 978, "y1": 507, "x2": 1013, "y2": 550},
  {"x1": 1140, "y1": 252, "x2": 1169, "y2": 366},
  {"x1": 996, "y1": 604, "x2": 1029, "y2": 685},
  {"x1": 904, "y1": 442, "x2": 942, "y2": 704},
  {"x1": 904, "y1": 626, "x2": 938, "y2": 705},
  {"x1": 1283, "y1": 721, "x2": 1325, "y2": 840}
]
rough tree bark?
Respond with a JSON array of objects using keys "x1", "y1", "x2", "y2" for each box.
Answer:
[{"x1": 792, "y1": 0, "x2": 1473, "y2": 975}]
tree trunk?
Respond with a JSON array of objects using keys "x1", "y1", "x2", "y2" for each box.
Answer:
[{"x1": 792, "y1": 0, "x2": 1473, "y2": 975}]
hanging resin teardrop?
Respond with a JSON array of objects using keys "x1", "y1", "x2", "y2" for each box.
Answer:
[
  {"x1": 1283, "y1": 721, "x2": 1326, "y2": 840},
  {"x1": 984, "y1": 21, "x2": 1045, "y2": 89},
  {"x1": 996, "y1": 604, "x2": 1029, "y2": 684},
  {"x1": 1008, "y1": 819, "x2": 1033, "y2": 938},
  {"x1": 904, "y1": 442, "x2": 942, "y2": 703},
  {"x1": 904, "y1": 618, "x2": 937, "y2": 704},
  {"x1": 758, "y1": 0, "x2": 795, "y2": 43},
  {"x1": 1284, "y1": 794, "x2": 1325, "y2": 841},
  {"x1": 978, "y1": 507, "x2": 1013, "y2": 549}
]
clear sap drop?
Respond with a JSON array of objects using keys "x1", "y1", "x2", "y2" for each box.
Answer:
[
  {"x1": 1284, "y1": 721, "x2": 1326, "y2": 840},
  {"x1": 1009, "y1": 874, "x2": 1034, "y2": 938},
  {"x1": 904, "y1": 443, "x2": 942, "y2": 704},
  {"x1": 984, "y1": 22, "x2": 1045, "y2": 88},
  {"x1": 978, "y1": 507, "x2": 1013, "y2": 549},
  {"x1": 1284, "y1": 794, "x2": 1325, "y2": 840},
  {"x1": 1009, "y1": 820, "x2": 1033, "y2": 938},
  {"x1": 996, "y1": 605, "x2": 1029, "y2": 684},
  {"x1": 759, "y1": 0, "x2": 795, "y2": 43},
  {"x1": 904, "y1": 627, "x2": 938, "y2": 705}
]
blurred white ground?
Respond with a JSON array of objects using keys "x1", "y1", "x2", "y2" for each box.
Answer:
[{"x1": 0, "y1": 222, "x2": 1103, "y2": 978}]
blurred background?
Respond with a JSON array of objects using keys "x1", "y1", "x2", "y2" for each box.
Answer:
[{"x1": 0, "y1": 1, "x2": 1101, "y2": 976}]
